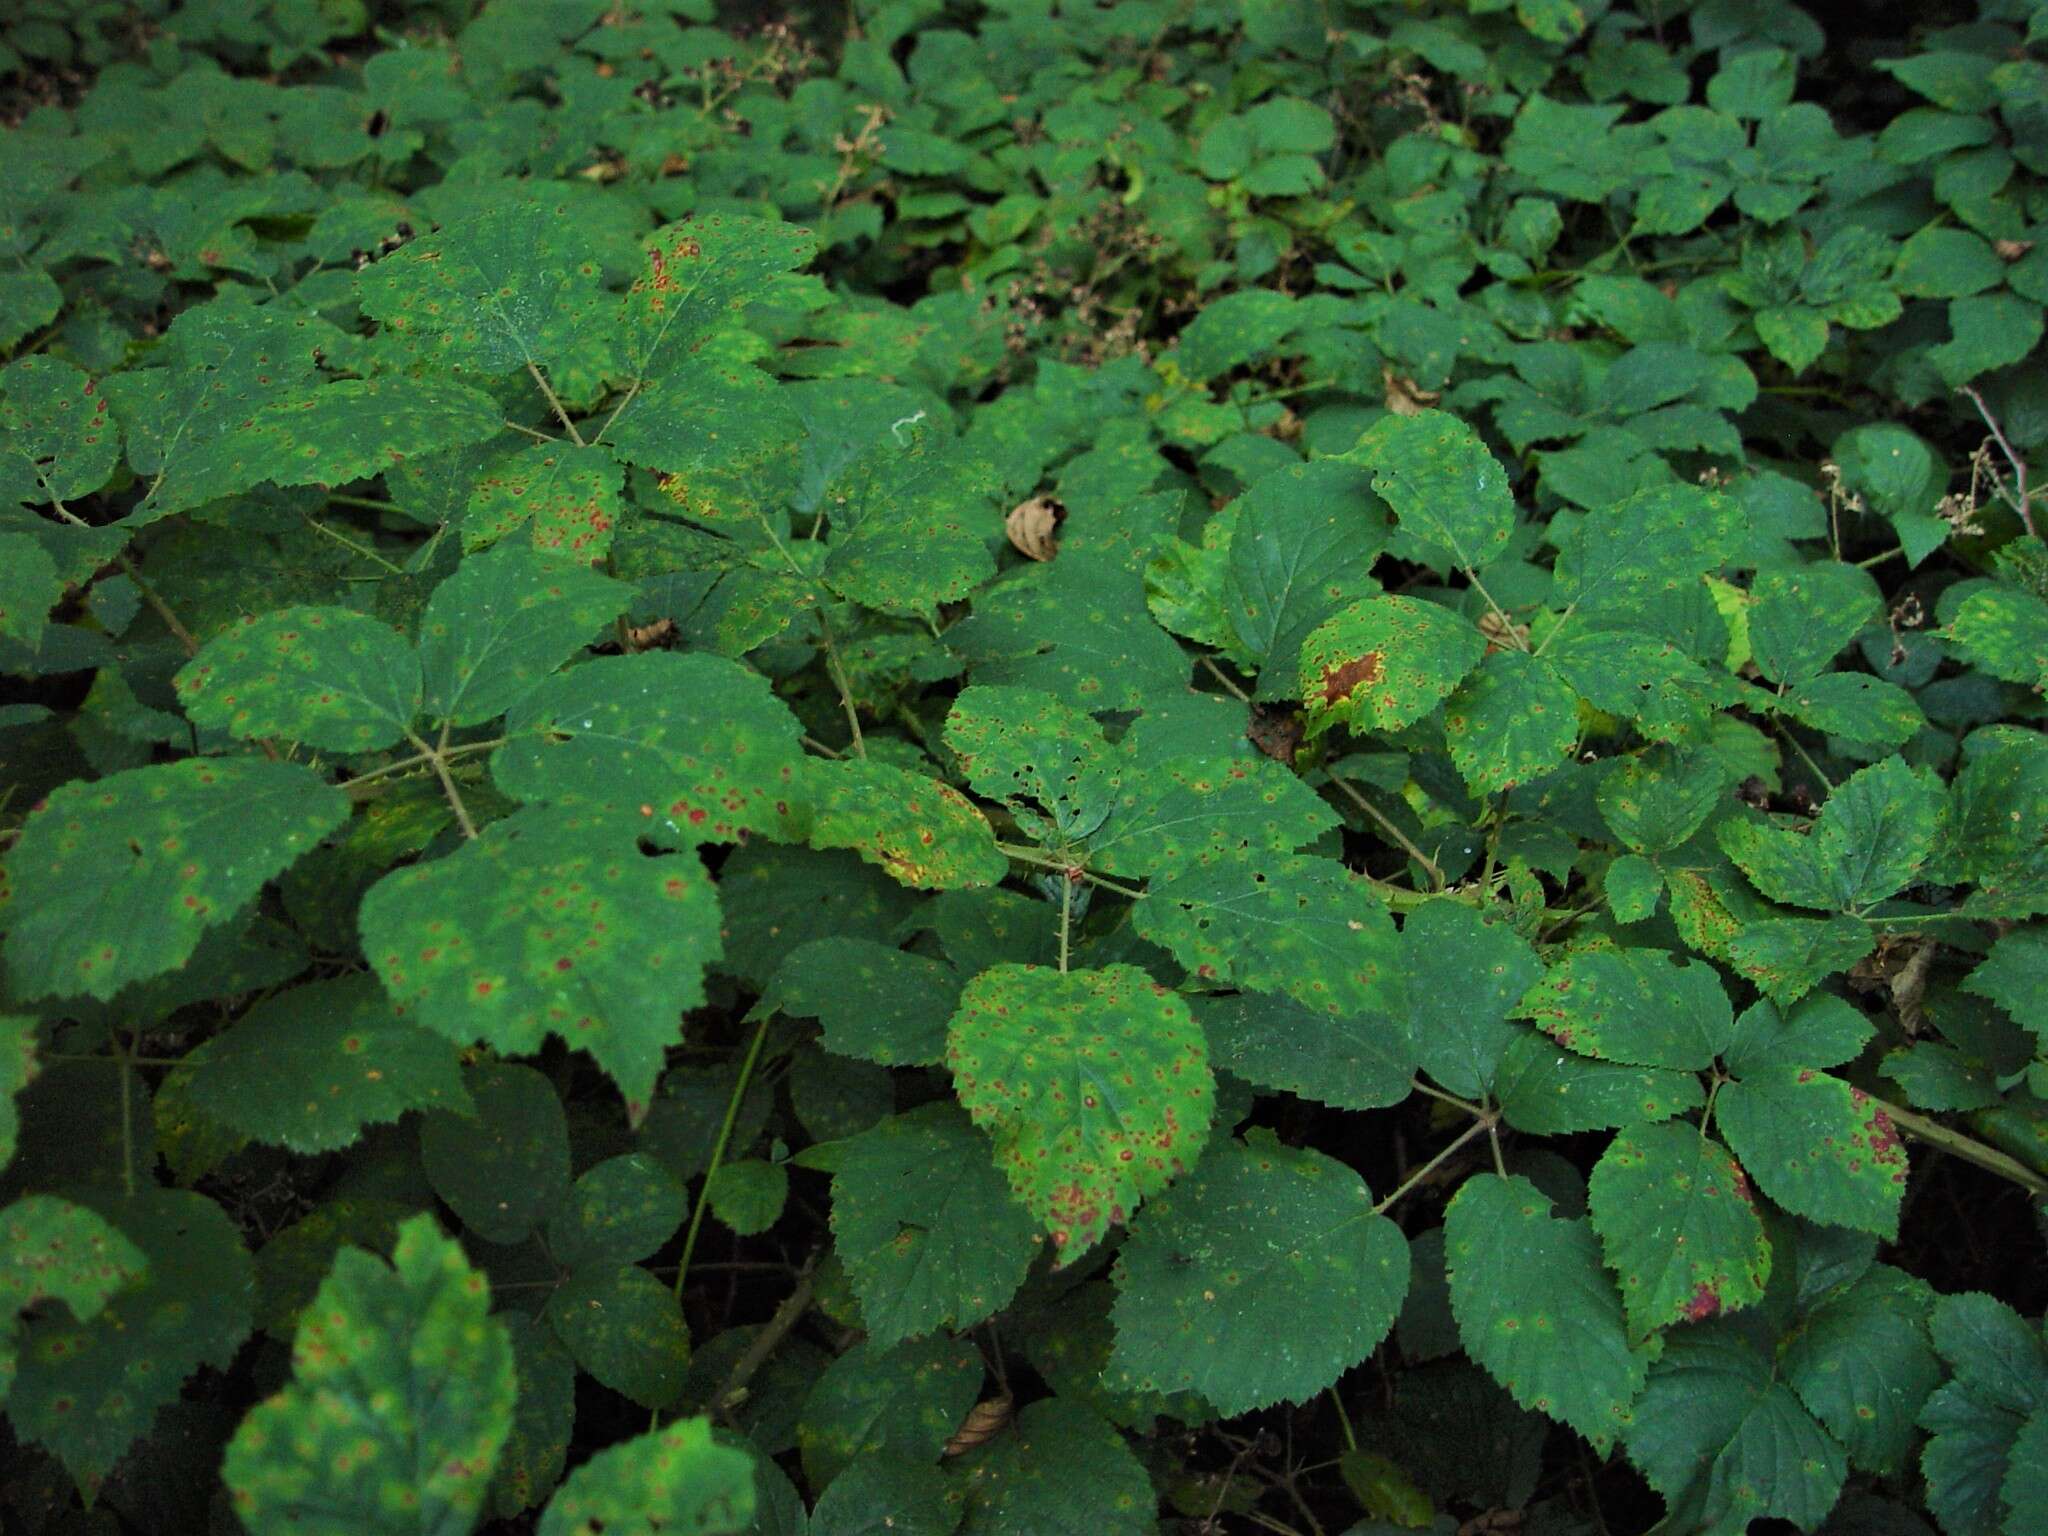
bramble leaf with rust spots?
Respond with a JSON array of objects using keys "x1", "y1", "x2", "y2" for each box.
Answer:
[
  {"x1": 360, "y1": 808, "x2": 722, "y2": 1121},
  {"x1": 619, "y1": 214, "x2": 819, "y2": 382},
  {"x1": 0, "y1": 1195, "x2": 146, "y2": 1399},
  {"x1": 537, "y1": 1416, "x2": 754, "y2": 1536},
  {"x1": 0, "y1": 357, "x2": 116, "y2": 508},
  {"x1": 1348, "y1": 409, "x2": 1515, "y2": 572},
  {"x1": 1587, "y1": 1122, "x2": 1770, "y2": 1342},
  {"x1": 1445, "y1": 1174, "x2": 1652, "y2": 1452},
  {"x1": 224, "y1": 1216, "x2": 514, "y2": 1536},
  {"x1": 804, "y1": 757, "x2": 1007, "y2": 890},
  {"x1": 0, "y1": 757, "x2": 347, "y2": 1001},
  {"x1": 1298, "y1": 595, "x2": 1485, "y2": 739},
  {"x1": 1717, "y1": 1066, "x2": 1909, "y2": 1238},
  {"x1": 464, "y1": 441, "x2": 626, "y2": 560},
  {"x1": 946, "y1": 963, "x2": 1214, "y2": 1263},
  {"x1": 1516, "y1": 947, "x2": 1734, "y2": 1071},
  {"x1": 175, "y1": 604, "x2": 421, "y2": 751},
  {"x1": 494, "y1": 650, "x2": 809, "y2": 845}
]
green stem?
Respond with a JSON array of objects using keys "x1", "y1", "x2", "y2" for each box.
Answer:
[
  {"x1": 409, "y1": 728, "x2": 478, "y2": 839},
  {"x1": 672, "y1": 1013, "x2": 776, "y2": 1304},
  {"x1": 525, "y1": 360, "x2": 586, "y2": 446},
  {"x1": 1373, "y1": 1118, "x2": 1491, "y2": 1216},
  {"x1": 107, "y1": 1025, "x2": 136, "y2": 1199},
  {"x1": 1409, "y1": 1076, "x2": 1486, "y2": 1118},
  {"x1": 306, "y1": 518, "x2": 405, "y2": 573},
  {"x1": 1327, "y1": 1388, "x2": 1358, "y2": 1455},
  {"x1": 1880, "y1": 1098, "x2": 2048, "y2": 1198},
  {"x1": 325, "y1": 493, "x2": 406, "y2": 514},
  {"x1": 1058, "y1": 873, "x2": 1073, "y2": 974},
  {"x1": 1326, "y1": 775, "x2": 1444, "y2": 890},
  {"x1": 993, "y1": 842, "x2": 1149, "y2": 901}
]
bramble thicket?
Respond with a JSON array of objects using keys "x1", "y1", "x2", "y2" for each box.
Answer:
[{"x1": 2, "y1": 0, "x2": 2047, "y2": 1532}]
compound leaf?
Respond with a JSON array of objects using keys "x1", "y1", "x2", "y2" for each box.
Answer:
[
  {"x1": 1446, "y1": 1174, "x2": 1650, "y2": 1452},
  {"x1": 223, "y1": 1215, "x2": 514, "y2": 1535},
  {"x1": 945, "y1": 963, "x2": 1214, "y2": 1263},
  {"x1": 1783, "y1": 1265, "x2": 1940, "y2": 1476},
  {"x1": 1108, "y1": 1133, "x2": 1408, "y2": 1414},
  {"x1": 0, "y1": 757, "x2": 347, "y2": 1001},
  {"x1": 1719, "y1": 756, "x2": 1945, "y2": 912},
  {"x1": 363, "y1": 810, "x2": 720, "y2": 1122},
  {"x1": 1624, "y1": 1325, "x2": 1847, "y2": 1533}
]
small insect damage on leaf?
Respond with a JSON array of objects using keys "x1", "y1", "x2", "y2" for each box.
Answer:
[{"x1": 1318, "y1": 651, "x2": 1385, "y2": 706}]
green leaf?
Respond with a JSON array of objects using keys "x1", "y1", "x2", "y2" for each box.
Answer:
[
  {"x1": 1139, "y1": 854, "x2": 1403, "y2": 1020},
  {"x1": 1964, "y1": 928, "x2": 2048, "y2": 1051},
  {"x1": 361, "y1": 809, "x2": 722, "y2": 1120},
  {"x1": 1782, "y1": 673, "x2": 1923, "y2": 751},
  {"x1": 1087, "y1": 752, "x2": 1339, "y2": 878},
  {"x1": 216, "y1": 378, "x2": 503, "y2": 499},
  {"x1": 173, "y1": 606, "x2": 421, "y2": 752},
  {"x1": 1221, "y1": 458, "x2": 1388, "y2": 688},
  {"x1": 954, "y1": 1397, "x2": 1157, "y2": 1535},
  {"x1": 545, "y1": 1264, "x2": 691, "y2": 1410},
  {"x1": 945, "y1": 685, "x2": 1117, "y2": 846},
  {"x1": 1108, "y1": 1132, "x2": 1408, "y2": 1414},
  {"x1": 494, "y1": 651, "x2": 808, "y2": 843},
  {"x1": 546, "y1": 1153, "x2": 687, "y2": 1271},
  {"x1": 820, "y1": 430, "x2": 999, "y2": 619},
  {"x1": 537, "y1": 1417, "x2": 755, "y2": 1536},
  {"x1": 804, "y1": 1102, "x2": 1039, "y2": 1347},
  {"x1": 1299, "y1": 595, "x2": 1485, "y2": 738},
  {"x1": 1406, "y1": 900, "x2": 1544, "y2": 1101},
  {"x1": 1547, "y1": 628, "x2": 1722, "y2": 744},
  {"x1": 0, "y1": 1013, "x2": 35, "y2": 1165},
  {"x1": 706, "y1": 1158, "x2": 787, "y2": 1236},
  {"x1": 1597, "y1": 745, "x2": 1731, "y2": 855},
  {"x1": 804, "y1": 758, "x2": 1007, "y2": 890},
  {"x1": 0, "y1": 532, "x2": 61, "y2": 645},
  {"x1": 419, "y1": 1063, "x2": 571, "y2": 1245},
  {"x1": 1195, "y1": 988, "x2": 1413, "y2": 1110},
  {"x1": 1717, "y1": 1067, "x2": 1908, "y2": 1238},
  {"x1": 417, "y1": 543, "x2": 633, "y2": 728},
  {"x1": 1894, "y1": 227, "x2": 2006, "y2": 299},
  {"x1": 946, "y1": 962, "x2": 1215, "y2": 1262},
  {"x1": 1551, "y1": 483, "x2": 1742, "y2": 617},
  {"x1": 763, "y1": 937, "x2": 961, "y2": 1066},
  {"x1": 1931, "y1": 293, "x2": 2044, "y2": 389},
  {"x1": 1495, "y1": 1028, "x2": 1707, "y2": 1133},
  {"x1": 465, "y1": 441, "x2": 626, "y2": 560},
  {"x1": 14, "y1": 1190, "x2": 253, "y2": 1494},
  {"x1": 182, "y1": 974, "x2": 470, "y2": 1153},
  {"x1": 950, "y1": 552, "x2": 1192, "y2": 713},
  {"x1": 1719, "y1": 756, "x2": 1946, "y2": 912},
  {"x1": 1445, "y1": 651, "x2": 1580, "y2": 795},
  {"x1": 1624, "y1": 1325, "x2": 1847, "y2": 1533},
  {"x1": 1350, "y1": 410, "x2": 1515, "y2": 571},
  {"x1": 356, "y1": 202, "x2": 603, "y2": 378},
  {"x1": 1920, "y1": 1293, "x2": 2048, "y2": 1536},
  {"x1": 1727, "y1": 915, "x2": 1876, "y2": 1006},
  {"x1": 797, "y1": 1334, "x2": 984, "y2": 1490},
  {"x1": 1721, "y1": 993, "x2": 1874, "y2": 1077},
  {"x1": 0, "y1": 757, "x2": 348, "y2": 1001},
  {"x1": 809, "y1": 1457, "x2": 953, "y2": 1536},
  {"x1": 1606, "y1": 854, "x2": 1662, "y2": 923},
  {"x1": 224, "y1": 1215, "x2": 514, "y2": 1535},
  {"x1": 1784, "y1": 1265, "x2": 1940, "y2": 1476},
  {"x1": 1948, "y1": 586, "x2": 2048, "y2": 688},
  {"x1": 619, "y1": 214, "x2": 818, "y2": 381},
  {"x1": 493, "y1": 1316, "x2": 576, "y2": 1520},
  {"x1": 0, "y1": 356, "x2": 118, "y2": 506},
  {"x1": 1749, "y1": 562, "x2": 1883, "y2": 684},
  {"x1": 1588, "y1": 1123, "x2": 1770, "y2": 1341},
  {"x1": 1445, "y1": 1173, "x2": 1650, "y2": 1451},
  {"x1": 0, "y1": 1195, "x2": 146, "y2": 1400},
  {"x1": 1517, "y1": 948, "x2": 1734, "y2": 1071}
]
